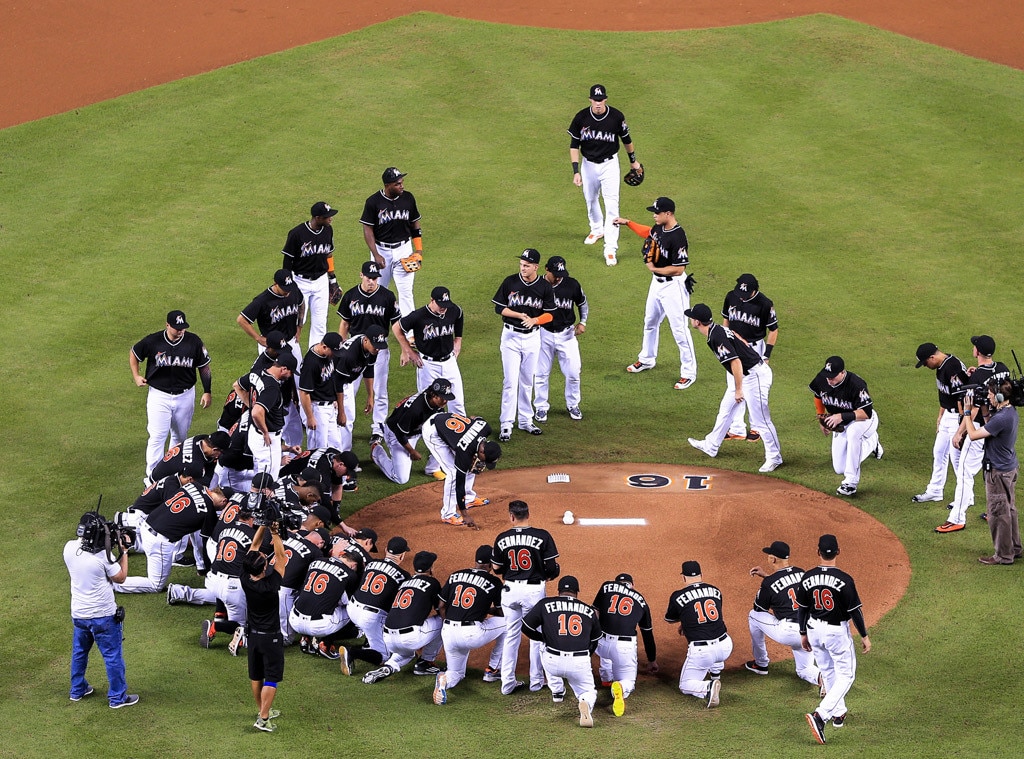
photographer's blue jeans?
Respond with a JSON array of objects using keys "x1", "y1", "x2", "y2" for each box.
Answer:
[{"x1": 70, "y1": 615, "x2": 127, "y2": 705}]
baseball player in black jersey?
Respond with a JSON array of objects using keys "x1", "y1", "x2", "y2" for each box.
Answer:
[
  {"x1": 945, "y1": 335, "x2": 1011, "y2": 529},
  {"x1": 664, "y1": 561, "x2": 731, "y2": 708},
  {"x1": 117, "y1": 459, "x2": 206, "y2": 551},
  {"x1": 237, "y1": 269, "x2": 304, "y2": 352},
  {"x1": 533, "y1": 256, "x2": 588, "y2": 423},
  {"x1": 115, "y1": 482, "x2": 227, "y2": 593},
  {"x1": 799, "y1": 534, "x2": 871, "y2": 744},
  {"x1": 151, "y1": 431, "x2": 230, "y2": 486},
  {"x1": 492, "y1": 500, "x2": 560, "y2": 695},
  {"x1": 361, "y1": 167, "x2": 422, "y2": 316},
  {"x1": 616, "y1": 198, "x2": 698, "y2": 389},
  {"x1": 686, "y1": 303, "x2": 783, "y2": 472},
  {"x1": 432, "y1": 545, "x2": 506, "y2": 704},
  {"x1": 338, "y1": 260, "x2": 401, "y2": 441},
  {"x1": 340, "y1": 536, "x2": 411, "y2": 676},
  {"x1": 130, "y1": 310, "x2": 212, "y2": 480},
  {"x1": 276, "y1": 528, "x2": 325, "y2": 644},
  {"x1": 332, "y1": 326, "x2": 388, "y2": 452},
  {"x1": 362, "y1": 550, "x2": 445, "y2": 684},
  {"x1": 278, "y1": 447, "x2": 360, "y2": 534},
  {"x1": 282, "y1": 201, "x2": 338, "y2": 349},
  {"x1": 298, "y1": 332, "x2": 343, "y2": 451},
  {"x1": 523, "y1": 576, "x2": 602, "y2": 727},
  {"x1": 592, "y1": 573, "x2": 657, "y2": 716},
  {"x1": 371, "y1": 379, "x2": 453, "y2": 485},
  {"x1": 568, "y1": 84, "x2": 641, "y2": 266},
  {"x1": 493, "y1": 248, "x2": 557, "y2": 440},
  {"x1": 238, "y1": 350, "x2": 297, "y2": 480},
  {"x1": 288, "y1": 540, "x2": 362, "y2": 659},
  {"x1": 422, "y1": 412, "x2": 502, "y2": 527},
  {"x1": 913, "y1": 342, "x2": 970, "y2": 506},
  {"x1": 393, "y1": 285, "x2": 466, "y2": 415},
  {"x1": 722, "y1": 273, "x2": 779, "y2": 441},
  {"x1": 810, "y1": 356, "x2": 882, "y2": 496},
  {"x1": 745, "y1": 541, "x2": 822, "y2": 687}
]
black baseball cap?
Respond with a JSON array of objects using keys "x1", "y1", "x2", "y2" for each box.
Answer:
[
  {"x1": 818, "y1": 534, "x2": 839, "y2": 557},
  {"x1": 413, "y1": 550, "x2": 437, "y2": 572},
  {"x1": 387, "y1": 536, "x2": 410, "y2": 554},
  {"x1": 558, "y1": 575, "x2": 580, "y2": 593},
  {"x1": 311, "y1": 201, "x2": 338, "y2": 218},
  {"x1": 519, "y1": 248, "x2": 541, "y2": 264},
  {"x1": 321, "y1": 332, "x2": 343, "y2": 351},
  {"x1": 335, "y1": 450, "x2": 359, "y2": 473},
  {"x1": 310, "y1": 504, "x2": 333, "y2": 526},
  {"x1": 298, "y1": 467, "x2": 323, "y2": 487},
  {"x1": 915, "y1": 342, "x2": 939, "y2": 368},
  {"x1": 251, "y1": 472, "x2": 277, "y2": 491},
  {"x1": 382, "y1": 167, "x2": 407, "y2": 184},
  {"x1": 684, "y1": 304, "x2": 713, "y2": 323},
  {"x1": 206, "y1": 431, "x2": 231, "y2": 450},
  {"x1": 736, "y1": 273, "x2": 759, "y2": 294},
  {"x1": 475, "y1": 545, "x2": 493, "y2": 564},
  {"x1": 546, "y1": 256, "x2": 569, "y2": 277},
  {"x1": 428, "y1": 378, "x2": 456, "y2": 401},
  {"x1": 971, "y1": 335, "x2": 996, "y2": 357},
  {"x1": 167, "y1": 310, "x2": 189, "y2": 329},
  {"x1": 361, "y1": 260, "x2": 382, "y2": 279},
  {"x1": 482, "y1": 441, "x2": 502, "y2": 469},
  {"x1": 762, "y1": 541, "x2": 790, "y2": 559},
  {"x1": 615, "y1": 573, "x2": 633, "y2": 584},
  {"x1": 179, "y1": 458, "x2": 206, "y2": 480},
  {"x1": 646, "y1": 197, "x2": 675, "y2": 213},
  {"x1": 265, "y1": 330, "x2": 289, "y2": 352},
  {"x1": 431, "y1": 286, "x2": 457, "y2": 310},
  {"x1": 274, "y1": 350, "x2": 298, "y2": 372},
  {"x1": 681, "y1": 560, "x2": 702, "y2": 577},
  {"x1": 362, "y1": 325, "x2": 387, "y2": 348},
  {"x1": 273, "y1": 269, "x2": 293, "y2": 287},
  {"x1": 353, "y1": 528, "x2": 379, "y2": 552},
  {"x1": 822, "y1": 356, "x2": 845, "y2": 379},
  {"x1": 589, "y1": 84, "x2": 608, "y2": 101}
]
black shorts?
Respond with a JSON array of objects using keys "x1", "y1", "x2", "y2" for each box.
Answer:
[{"x1": 247, "y1": 630, "x2": 285, "y2": 683}]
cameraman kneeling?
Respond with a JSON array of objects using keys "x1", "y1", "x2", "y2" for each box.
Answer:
[{"x1": 63, "y1": 513, "x2": 139, "y2": 708}]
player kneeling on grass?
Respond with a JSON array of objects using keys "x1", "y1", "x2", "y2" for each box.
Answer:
[
  {"x1": 242, "y1": 523, "x2": 287, "y2": 732},
  {"x1": 592, "y1": 572, "x2": 659, "y2": 716}
]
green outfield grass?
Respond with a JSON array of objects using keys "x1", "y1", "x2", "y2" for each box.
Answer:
[{"x1": 2, "y1": 12, "x2": 1023, "y2": 758}]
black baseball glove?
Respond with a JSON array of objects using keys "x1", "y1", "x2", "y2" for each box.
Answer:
[
  {"x1": 328, "y1": 276, "x2": 342, "y2": 305},
  {"x1": 624, "y1": 163, "x2": 645, "y2": 187},
  {"x1": 684, "y1": 274, "x2": 696, "y2": 294}
]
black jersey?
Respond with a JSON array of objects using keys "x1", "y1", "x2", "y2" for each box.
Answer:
[
  {"x1": 337, "y1": 284, "x2": 400, "y2": 334},
  {"x1": 360, "y1": 190, "x2": 421, "y2": 245},
  {"x1": 279, "y1": 532, "x2": 324, "y2": 590},
  {"x1": 933, "y1": 354, "x2": 970, "y2": 412},
  {"x1": 705, "y1": 323, "x2": 763, "y2": 376},
  {"x1": 298, "y1": 346, "x2": 337, "y2": 403},
  {"x1": 567, "y1": 105, "x2": 632, "y2": 163},
  {"x1": 131, "y1": 475, "x2": 186, "y2": 515},
  {"x1": 592, "y1": 580, "x2": 654, "y2": 637},
  {"x1": 293, "y1": 557, "x2": 359, "y2": 618},
  {"x1": 282, "y1": 221, "x2": 334, "y2": 278},
  {"x1": 545, "y1": 276, "x2": 587, "y2": 333},
  {"x1": 250, "y1": 349, "x2": 297, "y2": 405},
  {"x1": 145, "y1": 482, "x2": 219, "y2": 542},
  {"x1": 796, "y1": 566, "x2": 863, "y2": 626},
  {"x1": 665, "y1": 582, "x2": 728, "y2": 643},
  {"x1": 440, "y1": 568, "x2": 503, "y2": 623},
  {"x1": 751, "y1": 566, "x2": 806, "y2": 622},
  {"x1": 398, "y1": 303, "x2": 463, "y2": 361},
  {"x1": 384, "y1": 574, "x2": 442, "y2": 630},
  {"x1": 645, "y1": 224, "x2": 689, "y2": 270},
  {"x1": 218, "y1": 387, "x2": 246, "y2": 432},
  {"x1": 352, "y1": 558, "x2": 410, "y2": 612},
  {"x1": 150, "y1": 435, "x2": 218, "y2": 485},
  {"x1": 333, "y1": 335, "x2": 375, "y2": 385},
  {"x1": 210, "y1": 523, "x2": 256, "y2": 577},
  {"x1": 492, "y1": 525, "x2": 559, "y2": 582},
  {"x1": 492, "y1": 274, "x2": 556, "y2": 329},
  {"x1": 966, "y1": 360, "x2": 1011, "y2": 421},
  {"x1": 132, "y1": 330, "x2": 210, "y2": 394},
  {"x1": 280, "y1": 447, "x2": 346, "y2": 490},
  {"x1": 386, "y1": 391, "x2": 440, "y2": 447},
  {"x1": 722, "y1": 290, "x2": 777, "y2": 343},
  {"x1": 250, "y1": 371, "x2": 286, "y2": 433},
  {"x1": 809, "y1": 371, "x2": 874, "y2": 417},
  {"x1": 240, "y1": 285, "x2": 304, "y2": 339},
  {"x1": 242, "y1": 570, "x2": 282, "y2": 634},
  {"x1": 523, "y1": 595, "x2": 602, "y2": 654}
]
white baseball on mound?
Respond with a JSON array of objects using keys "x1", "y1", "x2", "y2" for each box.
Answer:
[{"x1": 562, "y1": 510, "x2": 575, "y2": 525}]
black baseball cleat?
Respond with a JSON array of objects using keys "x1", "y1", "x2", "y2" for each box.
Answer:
[
  {"x1": 413, "y1": 660, "x2": 443, "y2": 676},
  {"x1": 832, "y1": 712, "x2": 847, "y2": 728},
  {"x1": 744, "y1": 660, "x2": 768, "y2": 675},
  {"x1": 806, "y1": 712, "x2": 827, "y2": 744}
]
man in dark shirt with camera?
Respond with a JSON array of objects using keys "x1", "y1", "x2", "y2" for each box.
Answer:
[{"x1": 242, "y1": 523, "x2": 287, "y2": 732}]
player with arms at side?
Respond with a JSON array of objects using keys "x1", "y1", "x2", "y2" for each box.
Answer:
[
  {"x1": 360, "y1": 167, "x2": 422, "y2": 316},
  {"x1": 592, "y1": 572, "x2": 658, "y2": 716},
  {"x1": 282, "y1": 202, "x2": 338, "y2": 349},
  {"x1": 533, "y1": 256, "x2": 588, "y2": 423}
]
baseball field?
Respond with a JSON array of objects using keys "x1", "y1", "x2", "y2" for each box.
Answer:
[{"x1": 2, "y1": 7, "x2": 1023, "y2": 758}]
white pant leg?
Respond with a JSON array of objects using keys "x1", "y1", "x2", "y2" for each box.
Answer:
[
  {"x1": 370, "y1": 348, "x2": 390, "y2": 434},
  {"x1": 595, "y1": 635, "x2": 639, "y2": 697},
  {"x1": 289, "y1": 606, "x2": 349, "y2": 639},
  {"x1": 774, "y1": 621, "x2": 821, "y2": 685},
  {"x1": 533, "y1": 330, "x2": 557, "y2": 415},
  {"x1": 441, "y1": 618, "x2": 505, "y2": 689},
  {"x1": 499, "y1": 583, "x2": 546, "y2": 692},
  {"x1": 168, "y1": 387, "x2": 195, "y2": 454},
  {"x1": 924, "y1": 410, "x2": 960, "y2": 497},
  {"x1": 145, "y1": 388, "x2": 179, "y2": 476},
  {"x1": 348, "y1": 602, "x2": 389, "y2": 658},
  {"x1": 704, "y1": 377, "x2": 747, "y2": 454},
  {"x1": 748, "y1": 610, "x2": 775, "y2": 666},
  {"x1": 376, "y1": 242, "x2": 416, "y2": 316},
  {"x1": 340, "y1": 380, "x2": 357, "y2": 451},
  {"x1": 809, "y1": 622, "x2": 856, "y2": 720},
  {"x1": 383, "y1": 617, "x2": 443, "y2": 671},
  {"x1": 580, "y1": 158, "x2": 605, "y2": 236},
  {"x1": 726, "y1": 371, "x2": 748, "y2": 436},
  {"x1": 949, "y1": 437, "x2": 985, "y2": 524},
  {"x1": 637, "y1": 281, "x2": 664, "y2": 367},
  {"x1": 745, "y1": 363, "x2": 781, "y2": 463},
  {"x1": 597, "y1": 158, "x2": 621, "y2": 255},
  {"x1": 279, "y1": 587, "x2": 296, "y2": 640},
  {"x1": 517, "y1": 332, "x2": 540, "y2": 426},
  {"x1": 294, "y1": 274, "x2": 329, "y2": 349},
  {"x1": 678, "y1": 643, "x2": 715, "y2": 698},
  {"x1": 308, "y1": 402, "x2": 339, "y2": 450},
  {"x1": 247, "y1": 426, "x2": 282, "y2": 480},
  {"x1": 558, "y1": 332, "x2": 582, "y2": 410},
  {"x1": 372, "y1": 426, "x2": 415, "y2": 484},
  {"x1": 833, "y1": 412, "x2": 878, "y2": 486},
  {"x1": 499, "y1": 329, "x2": 523, "y2": 427},
  {"x1": 115, "y1": 527, "x2": 174, "y2": 593},
  {"x1": 423, "y1": 425, "x2": 461, "y2": 518},
  {"x1": 661, "y1": 280, "x2": 697, "y2": 380},
  {"x1": 542, "y1": 652, "x2": 597, "y2": 707}
]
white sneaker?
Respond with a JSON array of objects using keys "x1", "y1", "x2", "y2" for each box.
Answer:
[
  {"x1": 759, "y1": 459, "x2": 783, "y2": 473},
  {"x1": 604, "y1": 252, "x2": 618, "y2": 266},
  {"x1": 911, "y1": 492, "x2": 942, "y2": 503},
  {"x1": 688, "y1": 438, "x2": 716, "y2": 458},
  {"x1": 584, "y1": 233, "x2": 603, "y2": 245},
  {"x1": 519, "y1": 422, "x2": 543, "y2": 436},
  {"x1": 626, "y1": 361, "x2": 653, "y2": 373},
  {"x1": 499, "y1": 425, "x2": 512, "y2": 442}
]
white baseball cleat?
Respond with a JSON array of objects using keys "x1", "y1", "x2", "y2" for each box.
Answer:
[
  {"x1": 578, "y1": 699, "x2": 594, "y2": 727},
  {"x1": 604, "y1": 252, "x2": 618, "y2": 266},
  {"x1": 688, "y1": 438, "x2": 716, "y2": 458},
  {"x1": 584, "y1": 232, "x2": 604, "y2": 245},
  {"x1": 759, "y1": 459, "x2": 783, "y2": 473}
]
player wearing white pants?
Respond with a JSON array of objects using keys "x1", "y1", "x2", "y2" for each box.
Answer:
[
  {"x1": 534, "y1": 326, "x2": 582, "y2": 417},
  {"x1": 595, "y1": 634, "x2": 639, "y2": 696},
  {"x1": 348, "y1": 600, "x2": 391, "y2": 660},
  {"x1": 679, "y1": 634, "x2": 733, "y2": 698},
  {"x1": 441, "y1": 619, "x2": 505, "y2": 689},
  {"x1": 639, "y1": 277, "x2": 697, "y2": 382},
  {"x1": 372, "y1": 379, "x2": 452, "y2": 485},
  {"x1": 918, "y1": 409, "x2": 962, "y2": 501},
  {"x1": 948, "y1": 434, "x2": 985, "y2": 526},
  {"x1": 115, "y1": 523, "x2": 176, "y2": 593},
  {"x1": 289, "y1": 605, "x2": 350, "y2": 640},
  {"x1": 499, "y1": 580, "x2": 547, "y2": 692},
  {"x1": 806, "y1": 620, "x2": 854, "y2": 719},
  {"x1": 382, "y1": 617, "x2": 444, "y2": 671},
  {"x1": 145, "y1": 387, "x2": 196, "y2": 478},
  {"x1": 500, "y1": 327, "x2": 542, "y2": 430},
  {"x1": 579, "y1": 157, "x2": 621, "y2": 260},
  {"x1": 748, "y1": 612, "x2": 821, "y2": 685},
  {"x1": 830, "y1": 412, "x2": 879, "y2": 490},
  {"x1": 542, "y1": 649, "x2": 598, "y2": 707},
  {"x1": 421, "y1": 422, "x2": 480, "y2": 518},
  {"x1": 292, "y1": 273, "x2": 330, "y2": 349},
  {"x1": 373, "y1": 241, "x2": 416, "y2": 317},
  {"x1": 306, "y1": 401, "x2": 342, "y2": 450},
  {"x1": 361, "y1": 167, "x2": 423, "y2": 317},
  {"x1": 247, "y1": 425, "x2": 283, "y2": 481},
  {"x1": 417, "y1": 356, "x2": 465, "y2": 415}
]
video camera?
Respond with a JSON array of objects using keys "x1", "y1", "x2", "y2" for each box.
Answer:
[
  {"x1": 245, "y1": 487, "x2": 302, "y2": 539},
  {"x1": 77, "y1": 496, "x2": 136, "y2": 562}
]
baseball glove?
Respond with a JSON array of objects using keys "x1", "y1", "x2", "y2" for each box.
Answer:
[
  {"x1": 328, "y1": 278, "x2": 342, "y2": 305},
  {"x1": 624, "y1": 163, "x2": 645, "y2": 187},
  {"x1": 400, "y1": 252, "x2": 422, "y2": 273},
  {"x1": 817, "y1": 414, "x2": 846, "y2": 434},
  {"x1": 641, "y1": 237, "x2": 660, "y2": 264}
]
